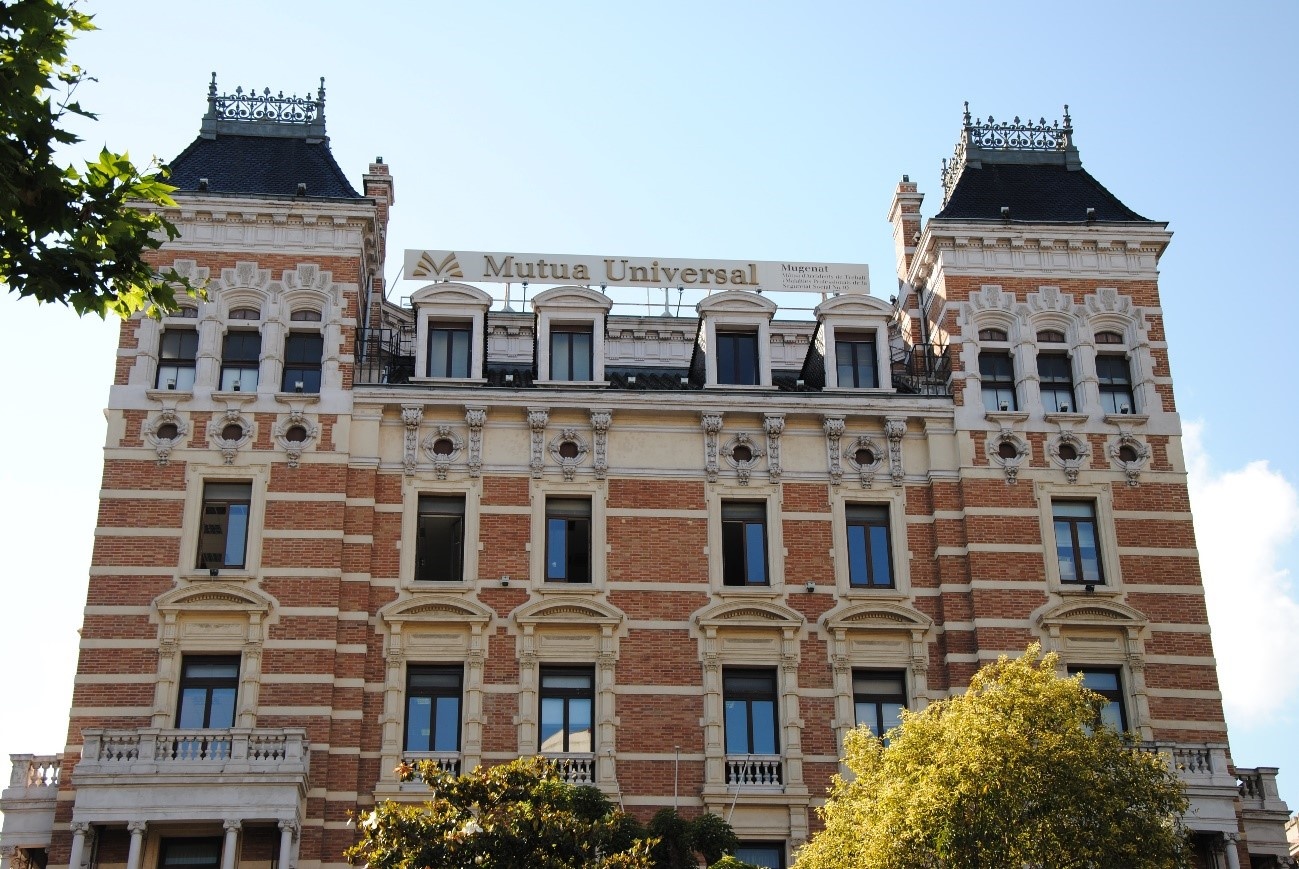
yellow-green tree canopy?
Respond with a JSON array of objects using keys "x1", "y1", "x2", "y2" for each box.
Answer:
[{"x1": 794, "y1": 646, "x2": 1190, "y2": 869}]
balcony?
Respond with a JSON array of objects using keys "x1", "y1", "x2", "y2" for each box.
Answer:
[
  {"x1": 1237, "y1": 767, "x2": 1293, "y2": 861},
  {"x1": 70, "y1": 728, "x2": 308, "y2": 825},
  {"x1": 545, "y1": 753, "x2": 596, "y2": 785},
  {"x1": 725, "y1": 754, "x2": 783, "y2": 790},
  {"x1": 1138, "y1": 742, "x2": 1239, "y2": 834},
  {"x1": 0, "y1": 755, "x2": 62, "y2": 858},
  {"x1": 397, "y1": 751, "x2": 461, "y2": 791}
]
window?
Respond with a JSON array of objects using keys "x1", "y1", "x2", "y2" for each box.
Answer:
[
  {"x1": 229, "y1": 307, "x2": 260, "y2": 321},
  {"x1": 1068, "y1": 666, "x2": 1128, "y2": 731},
  {"x1": 157, "y1": 330, "x2": 198, "y2": 390},
  {"x1": 405, "y1": 666, "x2": 462, "y2": 752},
  {"x1": 846, "y1": 504, "x2": 893, "y2": 588},
  {"x1": 197, "y1": 482, "x2": 251, "y2": 570},
  {"x1": 176, "y1": 656, "x2": 239, "y2": 729},
  {"x1": 417, "y1": 496, "x2": 465, "y2": 582},
  {"x1": 979, "y1": 350, "x2": 1016, "y2": 411},
  {"x1": 853, "y1": 670, "x2": 906, "y2": 739},
  {"x1": 546, "y1": 498, "x2": 591, "y2": 582},
  {"x1": 721, "y1": 501, "x2": 768, "y2": 586},
  {"x1": 733, "y1": 844, "x2": 785, "y2": 869},
  {"x1": 159, "y1": 839, "x2": 223, "y2": 869},
  {"x1": 428, "y1": 323, "x2": 471, "y2": 378},
  {"x1": 716, "y1": 331, "x2": 759, "y2": 385},
  {"x1": 834, "y1": 333, "x2": 878, "y2": 388},
  {"x1": 282, "y1": 333, "x2": 324, "y2": 393},
  {"x1": 723, "y1": 669, "x2": 779, "y2": 755},
  {"x1": 219, "y1": 331, "x2": 260, "y2": 392},
  {"x1": 1037, "y1": 329, "x2": 1066, "y2": 344},
  {"x1": 978, "y1": 328, "x2": 1008, "y2": 342},
  {"x1": 550, "y1": 327, "x2": 594, "y2": 381},
  {"x1": 1053, "y1": 501, "x2": 1104, "y2": 584},
  {"x1": 1096, "y1": 354, "x2": 1135, "y2": 414},
  {"x1": 1094, "y1": 330, "x2": 1124, "y2": 345},
  {"x1": 1037, "y1": 352, "x2": 1076, "y2": 412},
  {"x1": 539, "y1": 667, "x2": 594, "y2": 753},
  {"x1": 290, "y1": 309, "x2": 322, "y2": 322}
]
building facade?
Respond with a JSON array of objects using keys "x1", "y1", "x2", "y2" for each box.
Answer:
[{"x1": 1, "y1": 85, "x2": 1294, "y2": 869}]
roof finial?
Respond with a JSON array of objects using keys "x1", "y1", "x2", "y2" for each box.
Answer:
[
  {"x1": 208, "y1": 72, "x2": 218, "y2": 98},
  {"x1": 962, "y1": 100, "x2": 972, "y2": 129},
  {"x1": 318, "y1": 77, "x2": 326, "y2": 105},
  {"x1": 1062, "y1": 104, "x2": 1072, "y2": 133}
]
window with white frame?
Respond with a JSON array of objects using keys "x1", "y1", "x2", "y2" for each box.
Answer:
[
  {"x1": 196, "y1": 482, "x2": 252, "y2": 570},
  {"x1": 723, "y1": 668, "x2": 779, "y2": 755},
  {"x1": 539, "y1": 666, "x2": 594, "y2": 753},
  {"x1": 405, "y1": 665, "x2": 463, "y2": 753},
  {"x1": 427, "y1": 322, "x2": 472, "y2": 378},
  {"x1": 1053, "y1": 500, "x2": 1104, "y2": 585},
  {"x1": 157, "y1": 329, "x2": 198, "y2": 390}
]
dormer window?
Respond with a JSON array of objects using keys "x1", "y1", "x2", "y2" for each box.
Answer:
[
  {"x1": 533, "y1": 286, "x2": 612, "y2": 384},
  {"x1": 808, "y1": 293, "x2": 894, "y2": 391},
  {"x1": 411, "y1": 284, "x2": 493, "y2": 382},
  {"x1": 696, "y1": 291, "x2": 778, "y2": 388},
  {"x1": 834, "y1": 332, "x2": 878, "y2": 388}
]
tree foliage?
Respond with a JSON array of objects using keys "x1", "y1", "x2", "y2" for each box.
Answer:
[
  {"x1": 644, "y1": 807, "x2": 739, "y2": 869},
  {"x1": 345, "y1": 756, "x2": 654, "y2": 869},
  {"x1": 0, "y1": 0, "x2": 194, "y2": 317},
  {"x1": 794, "y1": 646, "x2": 1191, "y2": 869}
]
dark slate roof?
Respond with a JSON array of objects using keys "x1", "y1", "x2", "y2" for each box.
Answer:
[
  {"x1": 166, "y1": 134, "x2": 363, "y2": 199},
  {"x1": 935, "y1": 163, "x2": 1151, "y2": 223}
]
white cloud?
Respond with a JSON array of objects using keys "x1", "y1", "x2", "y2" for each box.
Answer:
[{"x1": 1185, "y1": 421, "x2": 1299, "y2": 728}]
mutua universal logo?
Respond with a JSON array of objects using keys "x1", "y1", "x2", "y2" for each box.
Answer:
[{"x1": 405, "y1": 249, "x2": 871, "y2": 295}]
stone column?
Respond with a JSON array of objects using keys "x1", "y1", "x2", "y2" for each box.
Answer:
[
  {"x1": 1222, "y1": 833, "x2": 1240, "y2": 869},
  {"x1": 125, "y1": 822, "x2": 147, "y2": 869},
  {"x1": 2, "y1": 844, "x2": 17, "y2": 869},
  {"x1": 66, "y1": 822, "x2": 89, "y2": 869},
  {"x1": 277, "y1": 821, "x2": 298, "y2": 869},
  {"x1": 220, "y1": 820, "x2": 241, "y2": 869}
]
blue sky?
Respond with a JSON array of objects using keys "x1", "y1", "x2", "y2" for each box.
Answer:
[{"x1": 1, "y1": 0, "x2": 1297, "y2": 811}]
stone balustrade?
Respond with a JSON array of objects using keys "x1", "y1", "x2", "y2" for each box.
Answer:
[
  {"x1": 545, "y1": 753, "x2": 596, "y2": 786},
  {"x1": 78, "y1": 728, "x2": 308, "y2": 776},
  {"x1": 725, "y1": 755, "x2": 783, "y2": 789},
  {"x1": 7, "y1": 755, "x2": 60, "y2": 789}
]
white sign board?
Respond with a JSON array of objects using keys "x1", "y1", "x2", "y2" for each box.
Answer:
[{"x1": 405, "y1": 249, "x2": 870, "y2": 295}]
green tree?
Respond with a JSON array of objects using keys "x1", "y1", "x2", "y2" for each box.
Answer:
[
  {"x1": 794, "y1": 646, "x2": 1190, "y2": 869},
  {"x1": 644, "y1": 807, "x2": 739, "y2": 869},
  {"x1": 1, "y1": 0, "x2": 194, "y2": 317},
  {"x1": 345, "y1": 756, "x2": 655, "y2": 869}
]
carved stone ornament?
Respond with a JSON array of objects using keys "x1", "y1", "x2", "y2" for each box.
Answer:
[
  {"x1": 144, "y1": 409, "x2": 188, "y2": 465},
  {"x1": 273, "y1": 411, "x2": 318, "y2": 469},
  {"x1": 988, "y1": 430, "x2": 1030, "y2": 484},
  {"x1": 1047, "y1": 432, "x2": 1089, "y2": 484},
  {"x1": 401, "y1": 404, "x2": 423, "y2": 475},
  {"x1": 465, "y1": 407, "x2": 487, "y2": 478},
  {"x1": 527, "y1": 408, "x2": 550, "y2": 478},
  {"x1": 847, "y1": 434, "x2": 885, "y2": 488},
  {"x1": 721, "y1": 433, "x2": 764, "y2": 486},
  {"x1": 210, "y1": 409, "x2": 253, "y2": 464},
  {"x1": 549, "y1": 428, "x2": 590, "y2": 481},
  {"x1": 590, "y1": 409, "x2": 612, "y2": 480},
  {"x1": 885, "y1": 417, "x2": 907, "y2": 486},
  {"x1": 822, "y1": 416, "x2": 845, "y2": 486},
  {"x1": 1109, "y1": 434, "x2": 1150, "y2": 487},
  {"x1": 763, "y1": 414, "x2": 785, "y2": 482},
  {"x1": 422, "y1": 425, "x2": 465, "y2": 479},
  {"x1": 701, "y1": 412, "x2": 724, "y2": 483}
]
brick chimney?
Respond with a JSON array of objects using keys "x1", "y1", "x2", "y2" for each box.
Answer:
[{"x1": 887, "y1": 175, "x2": 924, "y2": 283}]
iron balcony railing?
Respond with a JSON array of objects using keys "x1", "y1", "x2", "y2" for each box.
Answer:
[{"x1": 890, "y1": 343, "x2": 952, "y2": 395}]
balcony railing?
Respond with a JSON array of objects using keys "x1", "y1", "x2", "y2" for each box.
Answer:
[
  {"x1": 356, "y1": 326, "x2": 415, "y2": 385},
  {"x1": 725, "y1": 754, "x2": 783, "y2": 789},
  {"x1": 79, "y1": 728, "x2": 308, "y2": 776},
  {"x1": 401, "y1": 751, "x2": 461, "y2": 777},
  {"x1": 545, "y1": 753, "x2": 596, "y2": 785},
  {"x1": 891, "y1": 343, "x2": 952, "y2": 395},
  {"x1": 8, "y1": 755, "x2": 60, "y2": 788}
]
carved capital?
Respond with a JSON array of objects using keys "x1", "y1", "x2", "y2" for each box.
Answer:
[
  {"x1": 278, "y1": 819, "x2": 300, "y2": 838},
  {"x1": 128, "y1": 821, "x2": 149, "y2": 836}
]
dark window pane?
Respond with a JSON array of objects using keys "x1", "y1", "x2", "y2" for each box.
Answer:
[
  {"x1": 547, "y1": 499, "x2": 591, "y2": 582},
  {"x1": 160, "y1": 840, "x2": 223, "y2": 869},
  {"x1": 750, "y1": 700, "x2": 777, "y2": 753},
  {"x1": 552, "y1": 329, "x2": 594, "y2": 381},
  {"x1": 846, "y1": 505, "x2": 893, "y2": 588},
  {"x1": 429, "y1": 326, "x2": 472, "y2": 378},
  {"x1": 197, "y1": 483, "x2": 252, "y2": 570},
  {"x1": 979, "y1": 351, "x2": 1017, "y2": 411},
  {"x1": 405, "y1": 666, "x2": 462, "y2": 752},
  {"x1": 417, "y1": 496, "x2": 466, "y2": 582},
  {"x1": 835, "y1": 337, "x2": 877, "y2": 388},
  {"x1": 176, "y1": 656, "x2": 240, "y2": 729},
  {"x1": 433, "y1": 696, "x2": 460, "y2": 751},
  {"x1": 717, "y1": 332, "x2": 759, "y2": 385},
  {"x1": 538, "y1": 667, "x2": 594, "y2": 754},
  {"x1": 724, "y1": 700, "x2": 750, "y2": 754}
]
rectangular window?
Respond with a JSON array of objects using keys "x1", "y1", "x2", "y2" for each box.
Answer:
[
  {"x1": 176, "y1": 656, "x2": 239, "y2": 729},
  {"x1": 282, "y1": 333, "x2": 324, "y2": 393},
  {"x1": 196, "y1": 482, "x2": 251, "y2": 570},
  {"x1": 157, "y1": 330, "x2": 198, "y2": 390},
  {"x1": 1037, "y1": 352, "x2": 1076, "y2": 413},
  {"x1": 1068, "y1": 666, "x2": 1128, "y2": 731},
  {"x1": 716, "y1": 331, "x2": 759, "y2": 385},
  {"x1": 159, "y1": 839, "x2": 223, "y2": 869},
  {"x1": 724, "y1": 669, "x2": 779, "y2": 755},
  {"x1": 845, "y1": 504, "x2": 893, "y2": 588},
  {"x1": 1096, "y1": 354, "x2": 1136, "y2": 414},
  {"x1": 405, "y1": 666, "x2": 462, "y2": 752},
  {"x1": 219, "y1": 331, "x2": 261, "y2": 392},
  {"x1": 550, "y1": 327, "x2": 594, "y2": 381},
  {"x1": 853, "y1": 670, "x2": 906, "y2": 740},
  {"x1": 834, "y1": 334, "x2": 878, "y2": 388},
  {"x1": 734, "y1": 844, "x2": 785, "y2": 869},
  {"x1": 417, "y1": 496, "x2": 466, "y2": 582},
  {"x1": 546, "y1": 498, "x2": 591, "y2": 582},
  {"x1": 539, "y1": 667, "x2": 594, "y2": 753},
  {"x1": 979, "y1": 350, "x2": 1016, "y2": 411},
  {"x1": 428, "y1": 324, "x2": 471, "y2": 378},
  {"x1": 1053, "y1": 501, "x2": 1104, "y2": 584},
  {"x1": 721, "y1": 501, "x2": 768, "y2": 586}
]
